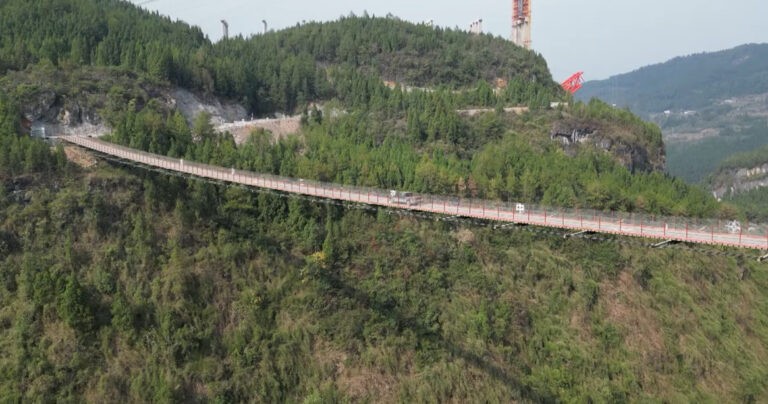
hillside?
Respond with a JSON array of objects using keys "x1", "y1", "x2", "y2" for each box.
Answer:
[
  {"x1": 578, "y1": 43, "x2": 768, "y2": 117},
  {"x1": 0, "y1": 0, "x2": 666, "y2": 175},
  {"x1": 2, "y1": 159, "x2": 768, "y2": 402},
  {"x1": 0, "y1": 0, "x2": 557, "y2": 116},
  {"x1": 1, "y1": 0, "x2": 768, "y2": 402},
  {"x1": 577, "y1": 44, "x2": 768, "y2": 184}
]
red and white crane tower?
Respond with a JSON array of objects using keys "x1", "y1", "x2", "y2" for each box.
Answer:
[{"x1": 512, "y1": 0, "x2": 532, "y2": 49}]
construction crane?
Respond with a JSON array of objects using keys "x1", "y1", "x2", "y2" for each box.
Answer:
[
  {"x1": 561, "y1": 72, "x2": 585, "y2": 94},
  {"x1": 512, "y1": 0, "x2": 531, "y2": 49}
]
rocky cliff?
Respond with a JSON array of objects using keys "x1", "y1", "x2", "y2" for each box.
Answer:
[
  {"x1": 2, "y1": 66, "x2": 248, "y2": 138},
  {"x1": 550, "y1": 114, "x2": 666, "y2": 173},
  {"x1": 711, "y1": 162, "x2": 768, "y2": 199}
]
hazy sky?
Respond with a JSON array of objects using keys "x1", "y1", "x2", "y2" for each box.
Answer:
[{"x1": 132, "y1": 0, "x2": 768, "y2": 81}]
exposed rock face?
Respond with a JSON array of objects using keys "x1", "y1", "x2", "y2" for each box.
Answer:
[
  {"x1": 550, "y1": 120, "x2": 666, "y2": 173},
  {"x1": 20, "y1": 90, "x2": 107, "y2": 137},
  {"x1": 171, "y1": 88, "x2": 247, "y2": 126},
  {"x1": 217, "y1": 116, "x2": 301, "y2": 144},
  {"x1": 18, "y1": 86, "x2": 248, "y2": 138},
  {"x1": 21, "y1": 91, "x2": 58, "y2": 122},
  {"x1": 550, "y1": 122, "x2": 596, "y2": 145},
  {"x1": 712, "y1": 163, "x2": 768, "y2": 199}
]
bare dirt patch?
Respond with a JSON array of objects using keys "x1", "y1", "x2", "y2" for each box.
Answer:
[
  {"x1": 453, "y1": 228, "x2": 475, "y2": 244},
  {"x1": 172, "y1": 88, "x2": 247, "y2": 126},
  {"x1": 602, "y1": 271, "x2": 666, "y2": 363},
  {"x1": 337, "y1": 366, "x2": 398, "y2": 401},
  {"x1": 63, "y1": 146, "x2": 98, "y2": 168},
  {"x1": 217, "y1": 116, "x2": 302, "y2": 144}
]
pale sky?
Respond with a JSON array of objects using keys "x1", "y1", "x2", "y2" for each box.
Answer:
[{"x1": 132, "y1": 0, "x2": 768, "y2": 82}]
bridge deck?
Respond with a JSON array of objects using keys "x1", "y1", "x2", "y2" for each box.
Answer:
[{"x1": 61, "y1": 136, "x2": 768, "y2": 251}]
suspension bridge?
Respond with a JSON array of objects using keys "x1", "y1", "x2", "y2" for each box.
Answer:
[{"x1": 60, "y1": 135, "x2": 768, "y2": 258}]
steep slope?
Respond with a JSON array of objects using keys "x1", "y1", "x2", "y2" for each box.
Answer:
[{"x1": 1, "y1": 149, "x2": 767, "y2": 402}]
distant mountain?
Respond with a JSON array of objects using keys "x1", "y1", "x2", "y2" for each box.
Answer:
[
  {"x1": 578, "y1": 44, "x2": 768, "y2": 184},
  {"x1": 577, "y1": 43, "x2": 768, "y2": 117}
]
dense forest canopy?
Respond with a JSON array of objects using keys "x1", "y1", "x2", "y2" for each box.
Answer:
[{"x1": 0, "y1": 0, "x2": 558, "y2": 116}]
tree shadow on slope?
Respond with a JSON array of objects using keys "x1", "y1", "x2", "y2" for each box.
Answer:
[{"x1": 316, "y1": 269, "x2": 553, "y2": 403}]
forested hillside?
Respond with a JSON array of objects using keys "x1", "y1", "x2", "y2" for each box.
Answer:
[
  {"x1": 1, "y1": 0, "x2": 768, "y2": 402},
  {"x1": 577, "y1": 44, "x2": 768, "y2": 116},
  {"x1": 0, "y1": 0, "x2": 556, "y2": 115},
  {"x1": 2, "y1": 110, "x2": 768, "y2": 402}
]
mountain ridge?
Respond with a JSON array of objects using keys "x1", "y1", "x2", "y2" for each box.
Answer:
[{"x1": 578, "y1": 43, "x2": 768, "y2": 116}]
